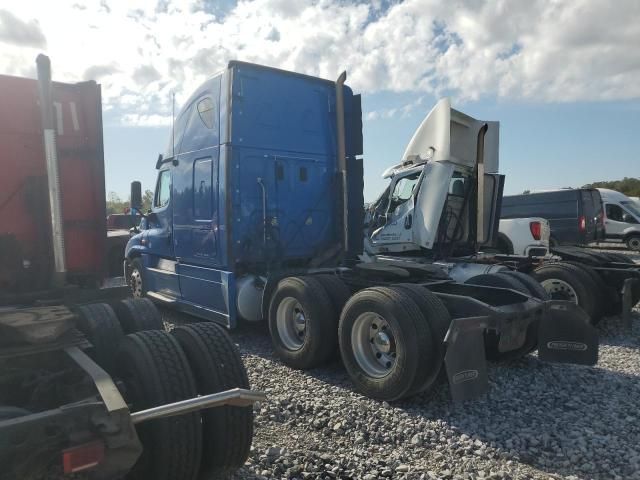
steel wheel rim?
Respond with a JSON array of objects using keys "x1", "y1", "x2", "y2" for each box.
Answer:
[
  {"x1": 629, "y1": 238, "x2": 640, "y2": 250},
  {"x1": 540, "y1": 278, "x2": 578, "y2": 304},
  {"x1": 131, "y1": 269, "x2": 143, "y2": 298},
  {"x1": 276, "y1": 297, "x2": 307, "y2": 350},
  {"x1": 351, "y1": 312, "x2": 397, "y2": 378}
]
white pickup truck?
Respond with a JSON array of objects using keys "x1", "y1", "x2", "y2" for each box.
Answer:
[{"x1": 497, "y1": 217, "x2": 550, "y2": 257}]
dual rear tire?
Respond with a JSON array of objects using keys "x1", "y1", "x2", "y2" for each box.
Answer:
[
  {"x1": 75, "y1": 302, "x2": 254, "y2": 480},
  {"x1": 532, "y1": 262, "x2": 605, "y2": 323},
  {"x1": 268, "y1": 276, "x2": 450, "y2": 401}
]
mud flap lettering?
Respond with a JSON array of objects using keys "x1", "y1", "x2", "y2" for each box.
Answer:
[
  {"x1": 538, "y1": 301, "x2": 598, "y2": 365},
  {"x1": 444, "y1": 317, "x2": 489, "y2": 403}
]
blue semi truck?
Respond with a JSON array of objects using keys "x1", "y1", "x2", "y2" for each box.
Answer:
[{"x1": 125, "y1": 61, "x2": 599, "y2": 403}]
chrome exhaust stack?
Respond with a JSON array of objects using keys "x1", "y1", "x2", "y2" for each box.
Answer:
[
  {"x1": 335, "y1": 71, "x2": 349, "y2": 255},
  {"x1": 36, "y1": 54, "x2": 66, "y2": 287},
  {"x1": 475, "y1": 123, "x2": 488, "y2": 245}
]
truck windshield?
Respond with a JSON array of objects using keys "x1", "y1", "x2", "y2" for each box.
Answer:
[{"x1": 621, "y1": 201, "x2": 640, "y2": 218}]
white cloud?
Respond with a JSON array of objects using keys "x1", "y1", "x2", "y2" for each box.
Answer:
[{"x1": 1, "y1": 0, "x2": 639, "y2": 126}]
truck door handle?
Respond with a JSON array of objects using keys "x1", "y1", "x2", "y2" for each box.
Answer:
[{"x1": 404, "y1": 214, "x2": 412, "y2": 229}]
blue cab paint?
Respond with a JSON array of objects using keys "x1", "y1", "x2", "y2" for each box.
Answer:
[{"x1": 125, "y1": 61, "x2": 363, "y2": 327}]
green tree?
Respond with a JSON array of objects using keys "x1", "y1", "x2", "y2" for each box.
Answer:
[
  {"x1": 142, "y1": 189, "x2": 154, "y2": 212},
  {"x1": 105, "y1": 191, "x2": 129, "y2": 215},
  {"x1": 583, "y1": 177, "x2": 640, "y2": 197},
  {"x1": 105, "y1": 189, "x2": 154, "y2": 215}
]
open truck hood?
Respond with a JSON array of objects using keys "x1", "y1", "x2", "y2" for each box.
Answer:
[
  {"x1": 368, "y1": 98, "x2": 501, "y2": 252},
  {"x1": 400, "y1": 98, "x2": 499, "y2": 173}
]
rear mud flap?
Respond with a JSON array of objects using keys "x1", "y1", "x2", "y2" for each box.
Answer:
[
  {"x1": 444, "y1": 317, "x2": 490, "y2": 403},
  {"x1": 538, "y1": 301, "x2": 598, "y2": 366}
]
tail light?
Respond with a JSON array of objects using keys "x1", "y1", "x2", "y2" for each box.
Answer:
[
  {"x1": 529, "y1": 221, "x2": 542, "y2": 240},
  {"x1": 579, "y1": 216, "x2": 586, "y2": 232},
  {"x1": 63, "y1": 441, "x2": 105, "y2": 474}
]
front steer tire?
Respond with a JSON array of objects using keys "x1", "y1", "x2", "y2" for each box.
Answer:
[
  {"x1": 172, "y1": 323, "x2": 253, "y2": 480},
  {"x1": 116, "y1": 330, "x2": 202, "y2": 480},
  {"x1": 128, "y1": 257, "x2": 146, "y2": 298},
  {"x1": 268, "y1": 276, "x2": 337, "y2": 369}
]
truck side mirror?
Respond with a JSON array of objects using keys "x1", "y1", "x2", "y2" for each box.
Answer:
[
  {"x1": 623, "y1": 213, "x2": 634, "y2": 223},
  {"x1": 130, "y1": 181, "x2": 142, "y2": 211}
]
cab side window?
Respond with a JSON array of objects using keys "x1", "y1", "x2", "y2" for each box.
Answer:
[
  {"x1": 391, "y1": 174, "x2": 420, "y2": 205},
  {"x1": 193, "y1": 158, "x2": 213, "y2": 219},
  {"x1": 181, "y1": 96, "x2": 219, "y2": 153},
  {"x1": 606, "y1": 203, "x2": 624, "y2": 222},
  {"x1": 154, "y1": 170, "x2": 171, "y2": 208}
]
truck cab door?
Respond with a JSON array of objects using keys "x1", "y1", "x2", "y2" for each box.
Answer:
[
  {"x1": 143, "y1": 168, "x2": 181, "y2": 299},
  {"x1": 368, "y1": 170, "x2": 422, "y2": 252}
]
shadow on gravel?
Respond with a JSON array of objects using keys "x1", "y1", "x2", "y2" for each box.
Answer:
[
  {"x1": 159, "y1": 302, "x2": 640, "y2": 479},
  {"x1": 417, "y1": 357, "x2": 640, "y2": 480}
]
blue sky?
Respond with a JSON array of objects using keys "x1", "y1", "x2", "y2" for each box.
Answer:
[
  {"x1": 103, "y1": 94, "x2": 640, "y2": 202},
  {"x1": 2, "y1": 0, "x2": 639, "y2": 202}
]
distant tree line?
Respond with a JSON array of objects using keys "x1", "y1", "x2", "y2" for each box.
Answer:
[
  {"x1": 583, "y1": 177, "x2": 640, "y2": 197},
  {"x1": 105, "y1": 190, "x2": 153, "y2": 215}
]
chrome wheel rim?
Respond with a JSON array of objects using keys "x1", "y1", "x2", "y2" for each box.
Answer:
[
  {"x1": 131, "y1": 269, "x2": 143, "y2": 298},
  {"x1": 352, "y1": 313, "x2": 397, "y2": 378},
  {"x1": 276, "y1": 297, "x2": 307, "y2": 350},
  {"x1": 540, "y1": 278, "x2": 578, "y2": 304}
]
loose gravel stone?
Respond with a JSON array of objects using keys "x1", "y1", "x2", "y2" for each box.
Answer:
[{"x1": 170, "y1": 249, "x2": 640, "y2": 480}]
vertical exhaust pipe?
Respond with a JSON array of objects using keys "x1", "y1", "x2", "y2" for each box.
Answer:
[
  {"x1": 335, "y1": 71, "x2": 348, "y2": 254},
  {"x1": 36, "y1": 54, "x2": 66, "y2": 287},
  {"x1": 476, "y1": 123, "x2": 488, "y2": 245}
]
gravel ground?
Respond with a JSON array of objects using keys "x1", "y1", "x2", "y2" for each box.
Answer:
[{"x1": 223, "y1": 249, "x2": 640, "y2": 480}]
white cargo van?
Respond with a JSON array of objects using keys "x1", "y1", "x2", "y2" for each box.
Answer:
[{"x1": 598, "y1": 188, "x2": 640, "y2": 251}]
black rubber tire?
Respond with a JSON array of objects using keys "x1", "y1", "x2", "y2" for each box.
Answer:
[
  {"x1": 393, "y1": 284, "x2": 450, "y2": 396},
  {"x1": 129, "y1": 257, "x2": 146, "y2": 298},
  {"x1": 465, "y1": 273, "x2": 538, "y2": 360},
  {"x1": 626, "y1": 235, "x2": 640, "y2": 252},
  {"x1": 75, "y1": 303, "x2": 123, "y2": 373},
  {"x1": 533, "y1": 262, "x2": 600, "y2": 323},
  {"x1": 338, "y1": 286, "x2": 429, "y2": 401},
  {"x1": 268, "y1": 276, "x2": 338, "y2": 369},
  {"x1": 116, "y1": 330, "x2": 202, "y2": 480},
  {"x1": 556, "y1": 261, "x2": 611, "y2": 319},
  {"x1": 314, "y1": 274, "x2": 351, "y2": 316},
  {"x1": 501, "y1": 271, "x2": 549, "y2": 300},
  {"x1": 111, "y1": 297, "x2": 164, "y2": 333},
  {"x1": 172, "y1": 323, "x2": 253, "y2": 480}
]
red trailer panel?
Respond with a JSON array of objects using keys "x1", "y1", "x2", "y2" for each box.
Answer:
[{"x1": 0, "y1": 74, "x2": 107, "y2": 291}]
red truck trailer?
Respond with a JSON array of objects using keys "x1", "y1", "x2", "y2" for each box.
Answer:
[
  {"x1": 0, "y1": 56, "x2": 262, "y2": 479},
  {"x1": 0, "y1": 65, "x2": 108, "y2": 293}
]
